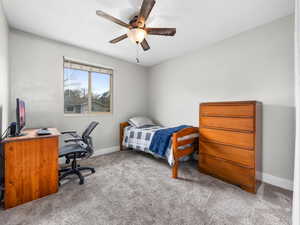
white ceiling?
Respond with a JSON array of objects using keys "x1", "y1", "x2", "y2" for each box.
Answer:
[{"x1": 2, "y1": 0, "x2": 295, "y2": 66}]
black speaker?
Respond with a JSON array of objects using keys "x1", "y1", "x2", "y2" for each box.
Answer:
[{"x1": 9, "y1": 122, "x2": 17, "y2": 137}]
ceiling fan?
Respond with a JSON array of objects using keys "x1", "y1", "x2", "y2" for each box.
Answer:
[{"x1": 96, "y1": 0, "x2": 176, "y2": 51}]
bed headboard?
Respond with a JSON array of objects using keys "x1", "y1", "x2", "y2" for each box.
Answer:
[{"x1": 120, "y1": 122, "x2": 130, "y2": 150}]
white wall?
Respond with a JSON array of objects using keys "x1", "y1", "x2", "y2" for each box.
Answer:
[
  {"x1": 9, "y1": 29, "x2": 148, "y2": 150},
  {"x1": 148, "y1": 16, "x2": 295, "y2": 182},
  {"x1": 0, "y1": 1, "x2": 9, "y2": 135}
]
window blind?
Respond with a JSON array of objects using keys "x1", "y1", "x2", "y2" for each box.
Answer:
[{"x1": 64, "y1": 58, "x2": 113, "y2": 75}]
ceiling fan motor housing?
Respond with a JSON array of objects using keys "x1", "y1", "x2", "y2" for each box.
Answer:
[{"x1": 129, "y1": 15, "x2": 145, "y2": 29}]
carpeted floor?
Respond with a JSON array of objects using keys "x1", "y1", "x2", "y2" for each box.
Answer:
[{"x1": 0, "y1": 151, "x2": 293, "y2": 225}]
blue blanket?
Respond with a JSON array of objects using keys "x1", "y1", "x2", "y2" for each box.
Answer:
[{"x1": 149, "y1": 125, "x2": 189, "y2": 157}]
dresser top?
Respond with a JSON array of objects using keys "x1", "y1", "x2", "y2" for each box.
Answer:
[{"x1": 200, "y1": 101, "x2": 261, "y2": 106}]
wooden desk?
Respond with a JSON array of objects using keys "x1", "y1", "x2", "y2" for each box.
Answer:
[{"x1": 2, "y1": 128, "x2": 60, "y2": 209}]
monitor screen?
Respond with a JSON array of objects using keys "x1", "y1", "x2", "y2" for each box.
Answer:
[{"x1": 16, "y1": 98, "x2": 26, "y2": 133}]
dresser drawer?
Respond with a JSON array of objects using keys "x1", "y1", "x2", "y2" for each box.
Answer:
[
  {"x1": 200, "y1": 104, "x2": 254, "y2": 117},
  {"x1": 199, "y1": 154, "x2": 255, "y2": 188},
  {"x1": 200, "y1": 117, "x2": 254, "y2": 132},
  {"x1": 200, "y1": 128, "x2": 254, "y2": 149},
  {"x1": 200, "y1": 141, "x2": 254, "y2": 167}
]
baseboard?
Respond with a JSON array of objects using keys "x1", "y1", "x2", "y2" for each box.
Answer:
[
  {"x1": 257, "y1": 172, "x2": 294, "y2": 191},
  {"x1": 92, "y1": 146, "x2": 120, "y2": 157}
]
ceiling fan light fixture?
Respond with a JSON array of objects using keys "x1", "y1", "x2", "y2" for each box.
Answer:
[{"x1": 127, "y1": 28, "x2": 147, "y2": 44}]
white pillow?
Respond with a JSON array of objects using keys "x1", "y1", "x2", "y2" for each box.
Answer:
[{"x1": 128, "y1": 117, "x2": 155, "y2": 128}]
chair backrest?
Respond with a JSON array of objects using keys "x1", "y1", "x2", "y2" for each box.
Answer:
[{"x1": 81, "y1": 121, "x2": 99, "y2": 157}]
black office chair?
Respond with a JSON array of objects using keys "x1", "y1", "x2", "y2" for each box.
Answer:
[{"x1": 59, "y1": 121, "x2": 99, "y2": 185}]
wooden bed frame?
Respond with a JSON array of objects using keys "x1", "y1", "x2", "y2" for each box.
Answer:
[{"x1": 120, "y1": 122, "x2": 198, "y2": 179}]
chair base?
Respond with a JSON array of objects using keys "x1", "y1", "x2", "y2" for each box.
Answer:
[{"x1": 59, "y1": 166, "x2": 95, "y2": 185}]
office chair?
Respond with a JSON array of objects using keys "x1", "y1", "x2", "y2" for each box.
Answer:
[{"x1": 59, "y1": 121, "x2": 99, "y2": 185}]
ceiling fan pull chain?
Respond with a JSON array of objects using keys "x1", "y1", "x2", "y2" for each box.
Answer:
[{"x1": 136, "y1": 43, "x2": 140, "y2": 63}]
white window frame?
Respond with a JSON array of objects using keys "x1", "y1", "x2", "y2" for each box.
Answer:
[{"x1": 63, "y1": 57, "x2": 113, "y2": 115}]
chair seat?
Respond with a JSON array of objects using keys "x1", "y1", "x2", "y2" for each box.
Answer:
[{"x1": 59, "y1": 144, "x2": 87, "y2": 157}]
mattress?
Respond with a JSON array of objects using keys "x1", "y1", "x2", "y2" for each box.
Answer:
[{"x1": 122, "y1": 125, "x2": 194, "y2": 166}]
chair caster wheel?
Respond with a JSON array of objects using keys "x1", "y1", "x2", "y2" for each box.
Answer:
[
  {"x1": 91, "y1": 168, "x2": 96, "y2": 173},
  {"x1": 79, "y1": 180, "x2": 84, "y2": 185}
]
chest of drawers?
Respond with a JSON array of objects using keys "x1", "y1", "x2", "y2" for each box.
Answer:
[{"x1": 199, "y1": 101, "x2": 262, "y2": 193}]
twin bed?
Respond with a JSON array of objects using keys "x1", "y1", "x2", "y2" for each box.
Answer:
[{"x1": 120, "y1": 121, "x2": 198, "y2": 178}]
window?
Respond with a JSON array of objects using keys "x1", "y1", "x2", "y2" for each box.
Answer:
[{"x1": 63, "y1": 58, "x2": 113, "y2": 114}]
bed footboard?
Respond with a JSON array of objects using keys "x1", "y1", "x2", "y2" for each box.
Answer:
[{"x1": 172, "y1": 127, "x2": 199, "y2": 179}]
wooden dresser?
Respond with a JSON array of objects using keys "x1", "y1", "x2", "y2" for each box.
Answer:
[{"x1": 199, "y1": 101, "x2": 262, "y2": 193}]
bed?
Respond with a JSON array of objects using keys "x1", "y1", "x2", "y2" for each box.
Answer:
[{"x1": 120, "y1": 122, "x2": 198, "y2": 178}]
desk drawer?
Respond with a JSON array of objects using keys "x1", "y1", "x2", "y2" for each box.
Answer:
[
  {"x1": 200, "y1": 141, "x2": 254, "y2": 167},
  {"x1": 200, "y1": 128, "x2": 254, "y2": 149},
  {"x1": 199, "y1": 154, "x2": 255, "y2": 188},
  {"x1": 200, "y1": 117, "x2": 254, "y2": 132},
  {"x1": 200, "y1": 104, "x2": 254, "y2": 117}
]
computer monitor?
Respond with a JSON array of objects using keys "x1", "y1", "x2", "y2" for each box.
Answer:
[{"x1": 16, "y1": 98, "x2": 26, "y2": 135}]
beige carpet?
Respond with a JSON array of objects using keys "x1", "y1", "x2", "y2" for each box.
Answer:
[{"x1": 0, "y1": 150, "x2": 293, "y2": 225}]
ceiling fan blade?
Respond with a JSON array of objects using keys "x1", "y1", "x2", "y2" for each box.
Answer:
[
  {"x1": 96, "y1": 10, "x2": 130, "y2": 28},
  {"x1": 146, "y1": 28, "x2": 176, "y2": 36},
  {"x1": 140, "y1": 39, "x2": 150, "y2": 51},
  {"x1": 109, "y1": 34, "x2": 128, "y2": 44},
  {"x1": 138, "y1": 0, "x2": 156, "y2": 24}
]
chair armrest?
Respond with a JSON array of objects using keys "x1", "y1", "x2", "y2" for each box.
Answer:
[
  {"x1": 61, "y1": 131, "x2": 77, "y2": 135},
  {"x1": 64, "y1": 138, "x2": 83, "y2": 143}
]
